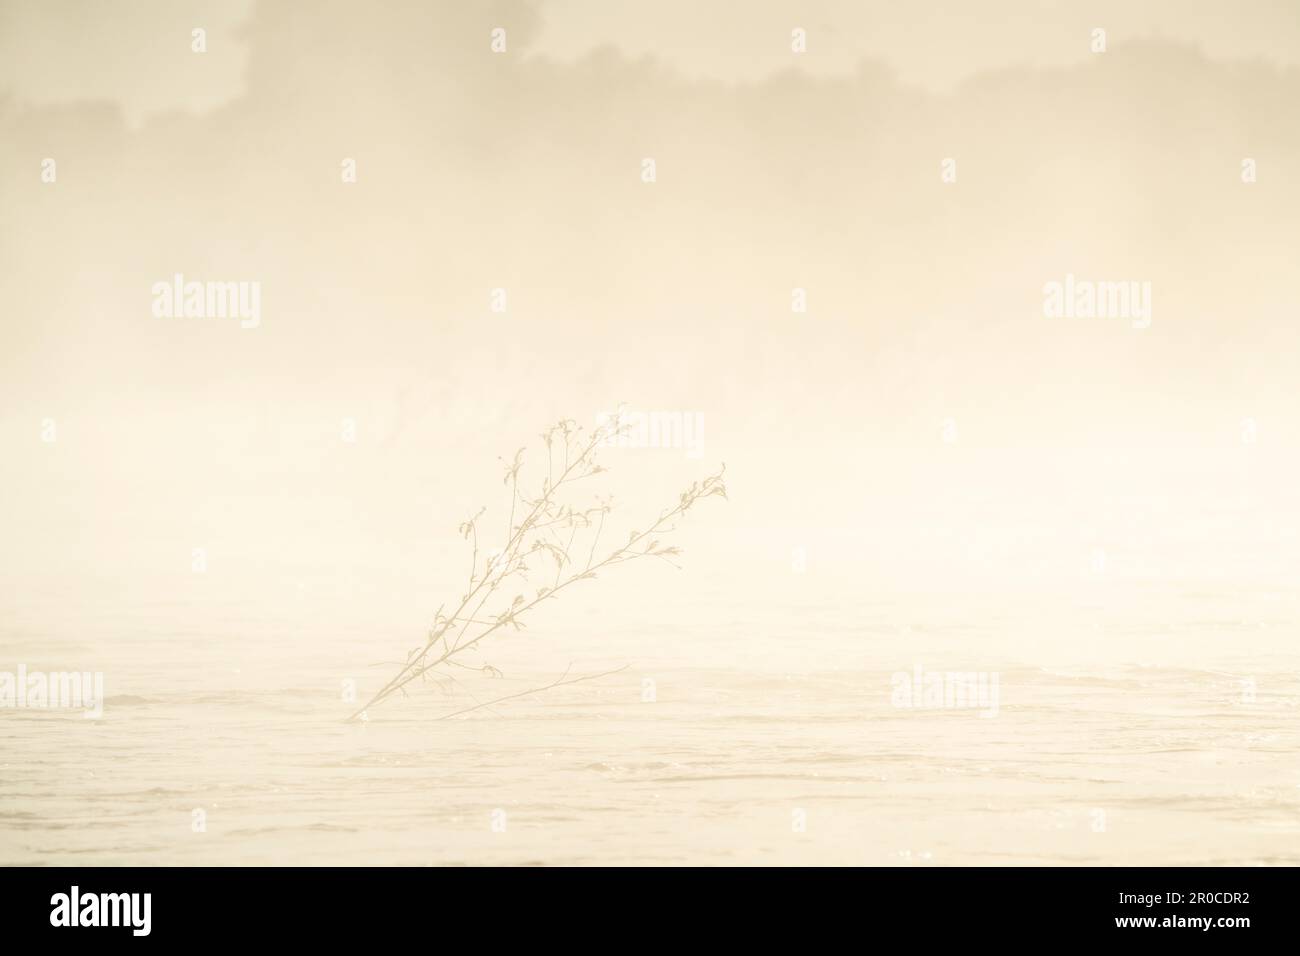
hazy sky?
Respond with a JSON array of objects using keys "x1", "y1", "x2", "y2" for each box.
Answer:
[{"x1": 3, "y1": 0, "x2": 1298, "y2": 584}]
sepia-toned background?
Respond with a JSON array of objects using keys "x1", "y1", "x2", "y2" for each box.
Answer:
[{"x1": 1, "y1": 0, "x2": 1298, "y2": 865}]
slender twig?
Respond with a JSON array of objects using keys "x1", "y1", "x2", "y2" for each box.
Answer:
[
  {"x1": 434, "y1": 664, "x2": 630, "y2": 720},
  {"x1": 346, "y1": 412, "x2": 725, "y2": 721}
]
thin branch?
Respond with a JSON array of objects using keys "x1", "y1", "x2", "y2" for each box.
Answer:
[
  {"x1": 345, "y1": 413, "x2": 724, "y2": 721},
  {"x1": 434, "y1": 665, "x2": 630, "y2": 721}
]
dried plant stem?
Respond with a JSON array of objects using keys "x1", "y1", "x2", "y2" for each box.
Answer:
[
  {"x1": 433, "y1": 664, "x2": 630, "y2": 721},
  {"x1": 347, "y1": 413, "x2": 725, "y2": 721}
]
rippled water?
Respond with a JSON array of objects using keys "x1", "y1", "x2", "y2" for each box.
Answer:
[{"x1": 3, "y1": 563, "x2": 1297, "y2": 866}]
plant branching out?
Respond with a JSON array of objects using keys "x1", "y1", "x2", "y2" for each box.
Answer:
[{"x1": 347, "y1": 413, "x2": 726, "y2": 721}]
